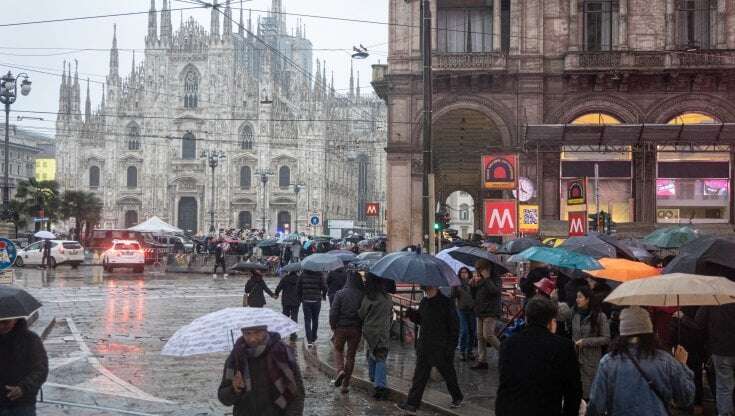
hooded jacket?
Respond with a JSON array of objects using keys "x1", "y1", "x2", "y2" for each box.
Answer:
[
  {"x1": 329, "y1": 273, "x2": 365, "y2": 329},
  {"x1": 0, "y1": 319, "x2": 48, "y2": 408},
  {"x1": 407, "y1": 292, "x2": 459, "y2": 362}
]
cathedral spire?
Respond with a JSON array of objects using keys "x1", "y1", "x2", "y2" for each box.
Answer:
[
  {"x1": 210, "y1": 0, "x2": 220, "y2": 42},
  {"x1": 248, "y1": 9, "x2": 253, "y2": 36},
  {"x1": 160, "y1": 0, "x2": 172, "y2": 44},
  {"x1": 147, "y1": 0, "x2": 157, "y2": 45},
  {"x1": 349, "y1": 62, "x2": 354, "y2": 98},
  {"x1": 84, "y1": 78, "x2": 91, "y2": 122},
  {"x1": 109, "y1": 24, "x2": 119, "y2": 83},
  {"x1": 73, "y1": 59, "x2": 81, "y2": 118},
  {"x1": 314, "y1": 58, "x2": 321, "y2": 93},
  {"x1": 322, "y1": 64, "x2": 327, "y2": 100},
  {"x1": 131, "y1": 50, "x2": 136, "y2": 84},
  {"x1": 238, "y1": 0, "x2": 244, "y2": 35},
  {"x1": 271, "y1": 0, "x2": 284, "y2": 33},
  {"x1": 223, "y1": 0, "x2": 232, "y2": 38},
  {"x1": 330, "y1": 71, "x2": 335, "y2": 98},
  {"x1": 100, "y1": 86, "x2": 106, "y2": 110},
  {"x1": 59, "y1": 61, "x2": 67, "y2": 115},
  {"x1": 356, "y1": 71, "x2": 360, "y2": 99}
]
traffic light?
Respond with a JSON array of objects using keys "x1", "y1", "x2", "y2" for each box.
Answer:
[{"x1": 434, "y1": 208, "x2": 451, "y2": 232}]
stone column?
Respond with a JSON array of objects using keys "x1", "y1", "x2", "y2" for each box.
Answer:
[
  {"x1": 633, "y1": 145, "x2": 657, "y2": 224},
  {"x1": 568, "y1": 0, "x2": 579, "y2": 51},
  {"x1": 493, "y1": 0, "x2": 502, "y2": 52},
  {"x1": 716, "y1": 0, "x2": 727, "y2": 49},
  {"x1": 510, "y1": 0, "x2": 522, "y2": 54},
  {"x1": 665, "y1": 0, "x2": 676, "y2": 50},
  {"x1": 540, "y1": 150, "x2": 561, "y2": 220},
  {"x1": 619, "y1": 0, "x2": 628, "y2": 49},
  {"x1": 730, "y1": 148, "x2": 735, "y2": 224}
]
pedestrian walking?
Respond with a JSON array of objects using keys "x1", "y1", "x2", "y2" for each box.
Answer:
[
  {"x1": 275, "y1": 272, "x2": 301, "y2": 342},
  {"x1": 329, "y1": 272, "x2": 364, "y2": 394},
  {"x1": 218, "y1": 325, "x2": 305, "y2": 416},
  {"x1": 396, "y1": 286, "x2": 463, "y2": 414},
  {"x1": 570, "y1": 286, "x2": 610, "y2": 399},
  {"x1": 0, "y1": 318, "x2": 49, "y2": 416},
  {"x1": 671, "y1": 307, "x2": 706, "y2": 415},
  {"x1": 326, "y1": 267, "x2": 348, "y2": 306},
  {"x1": 495, "y1": 296, "x2": 582, "y2": 416},
  {"x1": 359, "y1": 273, "x2": 393, "y2": 400},
  {"x1": 41, "y1": 239, "x2": 51, "y2": 269},
  {"x1": 453, "y1": 267, "x2": 476, "y2": 362},
  {"x1": 587, "y1": 306, "x2": 694, "y2": 416},
  {"x1": 244, "y1": 271, "x2": 275, "y2": 308},
  {"x1": 471, "y1": 259, "x2": 502, "y2": 370},
  {"x1": 297, "y1": 270, "x2": 327, "y2": 347},
  {"x1": 695, "y1": 303, "x2": 735, "y2": 416},
  {"x1": 213, "y1": 241, "x2": 228, "y2": 279}
]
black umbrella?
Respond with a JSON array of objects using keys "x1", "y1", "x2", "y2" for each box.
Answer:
[
  {"x1": 370, "y1": 251, "x2": 460, "y2": 287},
  {"x1": 0, "y1": 286, "x2": 42, "y2": 320},
  {"x1": 560, "y1": 236, "x2": 616, "y2": 259},
  {"x1": 497, "y1": 237, "x2": 542, "y2": 255},
  {"x1": 589, "y1": 233, "x2": 638, "y2": 261},
  {"x1": 663, "y1": 236, "x2": 735, "y2": 280},
  {"x1": 447, "y1": 246, "x2": 509, "y2": 274},
  {"x1": 301, "y1": 253, "x2": 344, "y2": 272},
  {"x1": 279, "y1": 262, "x2": 303, "y2": 274},
  {"x1": 256, "y1": 239, "x2": 280, "y2": 248},
  {"x1": 327, "y1": 249, "x2": 357, "y2": 263},
  {"x1": 231, "y1": 261, "x2": 269, "y2": 272}
]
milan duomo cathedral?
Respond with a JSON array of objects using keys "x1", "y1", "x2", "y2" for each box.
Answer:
[{"x1": 55, "y1": 0, "x2": 386, "y2": 235}]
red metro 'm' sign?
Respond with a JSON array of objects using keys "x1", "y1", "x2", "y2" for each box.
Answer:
[
  {"x1": 365, "y1": 202, "x2": 380, "y2": 217},
  {"x1": 484, "y1": 200, "x2": 516, "y2": 236},
  {"x1": 568, "y1": 211, "x2": 588, "y2": 237}
]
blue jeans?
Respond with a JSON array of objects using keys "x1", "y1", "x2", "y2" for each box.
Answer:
[
  {"x1": 457, "y1": 309, "x2": 477, "y2": 353},
  {"x1": 713, "y1": 354, "x2": 735, "y2": 416},
  {"x1": 302, "y1": 301, "x2": 321, "y2": 343},
  {"x1": 0, "y1": 406, "x2": 37, "y2": 416},
  {"x1": 368, "y1": 353, "x2": 388, "y2": 389}
]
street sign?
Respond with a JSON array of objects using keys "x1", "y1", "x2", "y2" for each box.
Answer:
[
  {"x1": 568, "y1": 211, "x2": 588, "y2": 237},
  {"x1": 309, "y1": 211, "x2": 321, "y2": 226},
  {"x1": 32, "y1": 217, "x2": 49, "y2": 223},
  {"x1": 484, "y1": 200, "x2": 516, "y2": 236},
  {"x1": 365, "y1": 202, "x2": 380, "y2": 217},
  {"x1": 0, "y1": 238, "x2": 17, "y2": 272}
]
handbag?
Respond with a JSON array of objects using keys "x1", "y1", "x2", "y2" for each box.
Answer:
[{"x1": 624, "y1": 350, "x2": 672, "y2": 416}]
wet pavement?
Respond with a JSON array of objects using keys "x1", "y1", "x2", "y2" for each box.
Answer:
[{"x1": 12, "y1": 266, "x2": 439, "y2": 415}]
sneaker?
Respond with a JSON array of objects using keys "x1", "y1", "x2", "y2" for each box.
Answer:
[
  {"x1": 395, "y1": 402, "x2": 417, "y2": 415},
  {"x1": 307, "y1": 343, "x2": 314, "y2": 349},
  {"x1": 449, "y1": 399, "x2": 463, "y2": 408},
  {"x1": 333, "y1": 371, "x2": 345, "y2": 387},
  {"x1": 470, "y1": 362, "x2": 489, "y2": 370}
]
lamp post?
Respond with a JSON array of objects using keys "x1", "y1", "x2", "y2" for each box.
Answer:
[
  {"x1": 0, "y1": 71, "x2": 31, "y2": 212},
  {"x1": 201, "y1": 150, "x2": 225, "y2": 234},
  {"x1": 293, "y1": 184, "x2": 305, "y2": 233},
  {"x1": 256, "y1": 168, "x2": 273, "y2": 234}
]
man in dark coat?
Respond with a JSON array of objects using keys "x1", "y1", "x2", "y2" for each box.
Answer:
[
  {"x1": 472, "y1": 259, "x2": 502, "y2": 370},
  {"x1": 218, "y1": 325, "x2": 305, "y2": 416},
  {"x1": 41, "y1": 240, "x2": 52, "y2": 269},
  {"x1": 696, "y1": 303, "x2": 735, "y2": 416},
  {"x1": 0, "y1": 319, "x2": 49, "y2": 416},
  {"x1": 495, "y1": 296, "x2": 582, "y2": 416},
  {"x1": 275, "y1": 272, "x2": 301, "y2": 341},
  {"x1": 297, "y1": 270, "x2": 327, "y2": 346},
  {"x1": 326, "y1": 267, "x2": 348, "y2": 306},
  {"x1": 397, "y1": 286, "x2": 463, "y2": 413},
  {"x1": 244, "y1": 271, "x2": 275, "y2": 308},
  {"x1": 329, "y1": 272, "x2": 364, "y2": 393},
  {"x1": 213, "y1": 241, "x2": 228, "y2": 278}
]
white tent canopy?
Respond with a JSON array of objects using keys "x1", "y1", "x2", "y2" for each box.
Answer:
[{"x1": 128, "y1": 216, "x2": 182, "y2": 233}]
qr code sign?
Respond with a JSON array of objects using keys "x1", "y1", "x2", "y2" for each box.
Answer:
[{"x1": 523, "y1": 208, "x2": 538, "y2": 225}]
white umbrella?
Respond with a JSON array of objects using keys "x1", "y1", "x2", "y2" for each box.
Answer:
[
  {"x1": 161, "y1": 307, "x2": 299, "y2": 357},
  {"x1": 34, "y1": 230, "x2": 56, "y2": 239},
  {"x1": 604, "y1": 273, "x2": 735, "y2": 307},
  {"x1": 436, "y1": 247, "x2": 475, "y2": 274}
]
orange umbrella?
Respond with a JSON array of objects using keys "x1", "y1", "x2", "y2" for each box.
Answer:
[{"x1": 586, "y1": 258, "x2": 660, "y2": 282}]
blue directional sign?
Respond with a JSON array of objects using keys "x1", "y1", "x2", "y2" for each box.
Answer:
[
  {"x1": 310, "y1": 212, "x2": 320, "y2": 226},
  {"x1": 0, "y1": 238, "x2": 17, "y2": 271}
]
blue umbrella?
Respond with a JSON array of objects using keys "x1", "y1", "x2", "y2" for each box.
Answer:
[
  {"x1": 328, "y1": 249, "x2": 357, "y2": 263},
  {"x1": 509, "y1": 246, "x2": 602, "y2": 270},
  {"x1": 369, "y1": 251, "x2": 460, "y2": 287},
  {"x1": 301, "y1": 253, "x2": 344, "y2": 272},
  {"x1": 643, "y1": 226, "x2": 698, "y2": 249}
]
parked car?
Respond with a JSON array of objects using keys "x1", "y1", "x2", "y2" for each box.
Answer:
[
  {"x1": 153, "y1": 235, "x2": 194, "y2": 253},
  {"x1": 15, "y1": 240, "x2": 85, "y2": 268},
  {"x1": 101, "y1": 240, "x2": 145, "y2": 273},
  {"x1": 87, "y1": 229, "x2": 170, "y2": 264}
]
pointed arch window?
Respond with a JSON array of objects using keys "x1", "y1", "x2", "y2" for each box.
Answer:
[
  {"x1": 279, "y1": 166, "x2": 291, "y2": 188},
  {"x1": 127, "y1": 166, "x2": 138, "y2": 188},
  {"x1": 184, "y1": 69, "x2": 199, "y2": 108},
  {"x1": 240, "y1": 166, "x2": 252, "y2": 190},
  {"x1": 182, "y1": 132, "x2": 196, "y2": 160},
  {"x1": 240, "y1": 124, "x2": 254, "y2": 150},
  {"x1": 89, "y1": 166, "x2": 100, "y2": 189},
  {"x1": 127, "y1": 123, "x2": 141, "y2": 150}
]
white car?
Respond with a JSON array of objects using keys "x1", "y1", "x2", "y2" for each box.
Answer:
[
  {"x1": 15, "y1": 240, "x2": 85, "y2": 268},
  {"x1": 101, "y1": 240, "x2": 145, "y2": 273}
]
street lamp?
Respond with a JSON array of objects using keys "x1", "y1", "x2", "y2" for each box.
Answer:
[
  {"x1": 0, "y1": 71, "x2": 31, "y2": 211},
  {"x1": 255, "y1": 168, "x2": 273, "y2": 233},
  {"x1": 293, "y1": 184, "x2": 305, "y2": 233},
  {"x1": 201, "y1": 149, "x2": 225, "y2": 234}
]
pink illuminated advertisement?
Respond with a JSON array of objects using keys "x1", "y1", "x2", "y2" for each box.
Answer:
[
  {"x1": 656, "y1": 179, "x2": 676, "y2": 197},
  {"x1": 704, "y1": 179, "x2": 729, "y2": 196}
]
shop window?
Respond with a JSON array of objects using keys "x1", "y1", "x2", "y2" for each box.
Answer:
[
  {"x1": 437, "y1": 0, "x2": 494, "y2": 53},
  {"x1": 677, "y1": 0, "x2": 714, "y2": 49},
  {"x1": 583, "y1": 1, "x2": 619, "y2": 51}
]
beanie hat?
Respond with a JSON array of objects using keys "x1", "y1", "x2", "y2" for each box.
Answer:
[{"x1": 619, "y1": 306, "x2": 653, "y2": 336}]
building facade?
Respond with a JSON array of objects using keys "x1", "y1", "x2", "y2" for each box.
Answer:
[
  {"x1": 56, "y1": 0, "x2": 386, "y2": 235},
  {"x1": 373, "y1": 0, "x2": 735, "y2": 250}
]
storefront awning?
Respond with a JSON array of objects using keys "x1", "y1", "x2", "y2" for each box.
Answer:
[{"x1": 524, "y1": 123, "x2": 735, "y2": 150}]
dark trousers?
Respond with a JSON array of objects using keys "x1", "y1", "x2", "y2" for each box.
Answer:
[
  {"x1": 213, "y1": 257, "x2": 226, "y2": 273},
  {"x1": 282, "y1": 303, "x2": 299, "y2": 323},
  {"x1": 406, "y1": 351, "x2": 463, "y2": 408},
  {"x1": 333, "y1": 327, "x2": 362, "y2": 387},
  {"x1": 0, "y1": 406, "x2": 37, "y2": 416},
  {"x1": 302, "y1": 301, "x2": 321, "y2": 343}
]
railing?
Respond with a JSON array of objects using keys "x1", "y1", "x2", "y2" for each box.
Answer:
[
  {"x1": 567, "y1": 50, "x2": 735, "y2": 71},
  {"x1": 433, "y1": 52, "x2": 507, "y2": 71}
]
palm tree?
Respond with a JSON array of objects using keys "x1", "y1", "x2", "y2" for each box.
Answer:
[
  {"x1": 60, "y1": 190, "x2": 103, "y2": 242},
  {"x1": 14, "y1": 179, "x2": 60, "y2": 231}
]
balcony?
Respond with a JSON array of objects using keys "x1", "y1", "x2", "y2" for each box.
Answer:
[
  {"x1": 371, "y1": 64, "x2": 389, "y2": 101},
  {"x1": 565, "y1": 50, "x2": 735, "y2": 72},
  {"x1": 433, "y1": 52, "x2": 507, "y2": 72}
]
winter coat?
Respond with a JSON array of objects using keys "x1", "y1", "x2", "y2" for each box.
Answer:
[
  {"x1": 326, "y1": 269, "x2": 348, "y2": 298},
  {"x1": 695, "y1": 303, "x2": 735, "y2": 357},
  {"x1": 452, "y1": 282, "x2": 475, "y2": 312},
  {"x1": 358, "y1": 292, "x2": 393, "y2": 360},
  {"x1": 570, "y1": 308, "x2": 610, "y2": 398},
  {"x1": 495, "y1": 324, "x2": 582, "y2": 416},
  {"x1": 245, "y1": 277, "x2": 275, "y2": 308},
  {"x1": 297, "y1": 270, "x2": 326, "y2": 302},
  {"x1": 0, "y1": 320, "x2": 49, "y2": 408},
  {"x1": 587, "y1": 347, "x2": 695, "y2": 416},
  {"x1": 473, "y1": 274, "x2": 502, "y2": 318},
  {"x1": 406, "y1": 292, "x2": 459, "y2": 363},
  {"x1": 329, "y1": 273, "x2": 364, "y2": 330},
  {"x1": 275, "y1": 273, "x2": 301, "y2": 307}
]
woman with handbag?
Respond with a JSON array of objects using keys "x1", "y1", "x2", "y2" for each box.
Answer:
[
  {"x1": 587, "y1": 306, "x2": 695, "y2": 416},
  {"x1": 244, "y1": 270, "x2": 275, "y2": 308}
]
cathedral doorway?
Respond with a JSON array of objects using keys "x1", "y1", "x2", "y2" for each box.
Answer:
[
  {"x1": 124, "y1": 210, "x2": 139, "y2": 228},
  {"x1": 178, "y1": 197, "x2": 198, "y2": 234},
  {"x1": 277, "y1": 211, "x2": 291, "y2": 234}
]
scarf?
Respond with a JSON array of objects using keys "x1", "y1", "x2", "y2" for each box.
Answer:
[{"x1": 233, "y1": 332, "x2": 299, "y2": 410}]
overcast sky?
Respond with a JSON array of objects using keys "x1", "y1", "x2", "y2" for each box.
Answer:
[{"x1": 2, "y1": 0, "x2": 388, "y2": 137}]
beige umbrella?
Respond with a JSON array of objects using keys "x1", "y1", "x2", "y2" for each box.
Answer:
[{"x1": 604, "y1": 273, "x2": 735, "y2": 307}]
